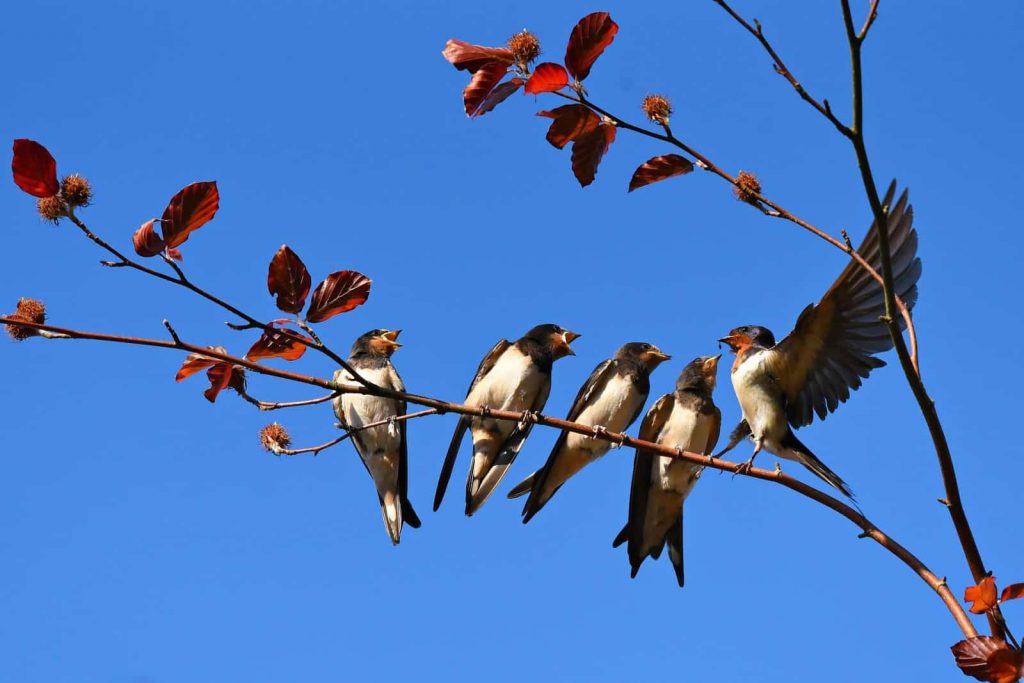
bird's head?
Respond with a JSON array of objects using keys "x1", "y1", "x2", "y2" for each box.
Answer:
[
  {"x1": 617, "y1": 341, "x2": 671, "y2": 370},
  {"x1": 718, "y1": 325, "x2": 776, "y2": 353},
  {"x1": 351, "y1": 328, "x2": 402, "y2": 358},
  {"x1": 524, "y1": 323, "x2": 580, "y2": 359},
  {"x1": 676, "y1": 354, "x2": 721, "y2": 393}
]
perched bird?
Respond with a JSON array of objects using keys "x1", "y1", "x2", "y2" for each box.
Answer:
[
  {"x1": 509, "y1": 342, "x2": 671, "y2": 523},
  {"x1": 433, "y1": 324, "x2": 580, "y2": 516},
  {"x1": 717, "y1": 182, "x2": 921, "y2": 497},
  {"x1": 333, "y1": 329, "x2": 420, "y2": 545},
  {"x1": 612, "y1": 355, "x2": 721, "y2": 587}
]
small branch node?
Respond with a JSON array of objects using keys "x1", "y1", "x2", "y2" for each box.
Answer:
[
  {"x1": 937, "y1": 498, "x2": 951, "y2": 507},
  {"x1": 162, "y1": 319, "x2": 182, "y2": 345}
]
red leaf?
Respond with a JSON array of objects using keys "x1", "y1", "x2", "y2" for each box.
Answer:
[
  {"x1": 537, "y1": 105, "x2": 600, "y2": 149},
  {"x1": 966, "y1": 576, "x2": 999, "y2": 614},
  {"x1": 442, "y1": 39, "x2": 513, "y2": 73},
  {"x1": 571, "y1": 124, "x2": 616, "y2": 187},
  {"x1": 267, "y1": 245, "x2": 311, "y2": 314},
  {"x1": 176, "y1": 346, "x2": 229, "y2": 382},
  {"x1": 524, "y1": 63, "x2": 569, "y2": 94},
  {"x1": 160, "y1": 181, "x2": 219, "y2": 249},
  {"x1": 628, "y1": 154, "x2": 695, "y2": 192},
  {"x1": 564, "y1": 12, "x2": 619, "y2": 81},
  {"x1": 204, "y1": 362, "x2": 234, "y2": 403},
  {"x1": 166, "y1": 247, "x2": 184, "y2": 262},
  {"x1": 475, "y1": 77, "x2": 523, "y2": 117},
  {"x1": 1001, "y1": 583, "x2": 1024, "y2": 603},
  {"x1": 132, "y1": 219, "x2": 165, "y2": 258},
  {"x1": 463, "y1": 61, "x2": 508, "y2": 117},
  {"x1": 952, "y1": 637, "x2": 1023, "y2": 683},
  {"x1": 245, "y1": 327, "x2": 309, "y2": 362},
  {"x1": 306, "y1": 270, "x2": 372, "y2": 323},
  {"x1": 12, "y1": 139, "x2": 59, "y2": 197}
]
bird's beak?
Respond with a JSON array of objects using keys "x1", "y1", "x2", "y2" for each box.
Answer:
[
  {"x1": 647, "y1": 350, "x2": 671, "y2": 363},
  {"x1": 380, "y1": 329, "x2": 402, "y2": 350},
  {"x1": 560, "y1": 330, "x2": 581, "y2": 356},
  {"x1": 718, "y1": 335, "x2": 741, "y2": 350}
]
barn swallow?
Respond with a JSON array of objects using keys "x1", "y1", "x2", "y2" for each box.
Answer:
[
  {"x1": 508, "y1": 342, "x2": 671, "y2": 523},
  {"x1": 333, "y1": 329, "x2": 421, "y2": 545},
  {"x1": 433, "y1": 324, "x2": 580, "y2": 516},
  {"x1": 717, "y1": 182, "x2": 921, "y2": 497},
  {"x1": 612, "y1": 355, "x2": 721, "y2": 587}
]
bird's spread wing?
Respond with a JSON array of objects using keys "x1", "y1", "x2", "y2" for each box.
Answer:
[
  {"x1": 767, "y1": 181, "x2": 921, "y2": 427},
  {"x1": 433, "y1": 339, "x2": 511, "y2": 510},
  {"x1": 624, "y1": 395, "x2": 674, "y2": 559}
]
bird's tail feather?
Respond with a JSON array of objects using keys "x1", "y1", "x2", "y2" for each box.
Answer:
[
  {"x1": 507, "y1": 472, "x2": 535, "y2": 499},
  {"x1": 782, "y1": 430, "x2": 854, "y2": 499}
]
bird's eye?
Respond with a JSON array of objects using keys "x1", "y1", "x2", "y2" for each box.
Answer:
[{"x1": 642, "y1": 343, "x2": 651, "y2": 350}]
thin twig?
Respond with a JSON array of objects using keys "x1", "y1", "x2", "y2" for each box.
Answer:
[
  {"x1": 710, "y1": 0, "x2": 852, "y2": 136},
  {"x1": 553, "y1": 89, "x2": 919, "y2": 369},
  {"x1": 0, "y1": 315, "x2": 978, "y2": 638},
  {"x1": 275, "y1": 409, "x2": 440, "y2": 456},
  {"x1": 237, "y1": 391, "x2": 339, "y2": 411},
  {"x1": 63, "y1": 209, "x2": 369, "y2": 387}
]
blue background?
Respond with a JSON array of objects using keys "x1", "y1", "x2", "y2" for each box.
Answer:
[{"x1": 2, "y1": 1, "x2": 1020, "y2": 681}]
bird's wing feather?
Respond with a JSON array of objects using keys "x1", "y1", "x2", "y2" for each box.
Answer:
[
  {"x1": 433, "y1": 339, "x2": 511, "y2": 510},
  {"x1": 705, "y1": 406, "x2": 722, "y2": 456},
  {"x1": 767, "y1": 181, "x2": 921, "y2": 427},
  {"x1": 625, "y1": 394, "x2": 673, "y2": 568}
]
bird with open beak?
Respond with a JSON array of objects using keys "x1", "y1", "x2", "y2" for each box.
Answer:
[
  {"x1": 434, "y1": 324, "x2": 580, "y2": 515},
  {"x1": 333, "y1": 329, "x2": 420, "y2": 545},
  {"x1": 509, "y1": 342, "x2": 671, "y2": 523},
  {"x1": 613, "y1": 355, "x2": 721, "y2": 587},
  {"x1": 717, "y1": 182, "x2": 921, "y2": 498}
]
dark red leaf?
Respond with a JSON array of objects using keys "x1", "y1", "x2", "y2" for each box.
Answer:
[
  {"x1": 245, "y1": 327, "x2": 309, "y2": 362},
  {"x1": 160, "y1": 181, "x2": 219, "y2": 249},
  {"x1": 204, "y1": 362, "x2": 234, "y2": 403},
  {"x1": 132, "y1": 219, "x2": 165, "y2": 258},
  {"x1": 267, "y1": 245, "x2": 311, "y2": 314},
  {"x1": 463, "y1": 61, "x2": 508, "y2": 117},
  {"x1": 952, "y1": 637, "x2": 1023, "y2": 683},
  {"x1": 524, "y1": 63, "x2": 569, "y2": 94},
  {"x1": 12, "y1": 139, "x2": 59, "y2": 197},
  {"x1": 628, "y1": 154, "x2": 695, "y2": 192},
  {"x1": 306, "y1": 270, "x2": 372, "y2": 323},
  {"x1": 966, "y1": 576, "x2": 999, "y2": 614},
  {"x1": 537, "y1": 105, "x2": 601, "y2": 149},
  {"x1": 571, "y1": 124, "x2": 616, "y2": 187},
  {"x1": 1002, "y1": 583, "x2": 1024, "y2": 603},
  {"x1": 564, "y1": 12, "x2": 619, "y2": 81},
  {"x1": 475, "y1": 77, "x2": 523, "y2": 117},
  {"x1": 175, "y1": 346, "x2": 228, "y2": 382},
  {"x1": 166, "y1": 247, "x2": 184, "y2": 261},
  {"x1": 442, "y1": 39, "x2": 513, "y2": 73}
]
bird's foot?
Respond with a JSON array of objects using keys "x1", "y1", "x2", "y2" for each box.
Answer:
[
  {"x1": 387, "y1": 416, "x2": 399, "y2": 437},
  {"x1": 732, "y1": 454, "x2": 758, "y2": 478},
  {"x1": 518, "y1": 410, "x2": 536, "y2": 431}
]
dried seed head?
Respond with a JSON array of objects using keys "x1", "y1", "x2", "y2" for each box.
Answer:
[
  {"x1": 60, "y1": 174, "x2": 93, "y2": 208},
  {"x1": 5, "y1": 297, "x2": 46, "y2": 341},
  {"x1": 259, "y1": 422, "x2": 291, "y2": 453},
  {"x1": 734, "y1": 170, "x2": 762, "y2": 204},
  {"x1": 642, "y1": 94, "x2": 673, "y2": 125},
  {"x1": 508, "y1": 30, "x2": 541, "y2": 67},
  {"x1": 37, "y1": 195, "x2": 67, "y2": 223}
]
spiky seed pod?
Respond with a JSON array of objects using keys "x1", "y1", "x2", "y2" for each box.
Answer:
[
  {"x1": 642, "y1": 94, "x2": 673, "y2": 125},
  {"x1": 259, "y1": 423, "x2": 291, "y2": 453},
  {"x1": 508, "y1": 30, "x2": 541, "y2": 69},
  {"x1": 37, "y1": 195, "x2": 67, "y2": 223},
  {"x1": 60, "y1": 174, "x2": 93, "y2": 208},
  {"x1": 734, "y1": 170, "x2": 762, "y2": 204},
  {"x1": 4, "y1": 297, "x2": 46, "y2": 341}
]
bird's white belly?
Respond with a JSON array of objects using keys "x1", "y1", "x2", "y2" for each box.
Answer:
[
  {"x1": 654, "y1": 406, "x2": 709, "y2": 494},
  {"x1": 564, "y1": 375, "x2": 640, "y2": 457},
  {"x1": 468, "y1": 346, "x2": 542, "y2": 412},
  {"x1": 335, "y1": 366, "x2": 401, "y2": 458},
  {"x1": 732, "y1": 355, "x2": 786, "y2": 441}
]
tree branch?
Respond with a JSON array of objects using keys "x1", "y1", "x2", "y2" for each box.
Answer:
[
  {"x1": 837, "y1": 0, "x2": 1002, "y2": 640},
  {"x1": 0, "y1": 315, "x2": 977, "y2": 638},
  {"x1": 274, "y1": 409, "x2": 440, "y2": 456}
]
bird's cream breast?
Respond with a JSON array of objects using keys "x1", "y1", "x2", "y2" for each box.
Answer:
[
  {"x1": 468, "y1": 346, "x2": 543, "y2": 411},
  {"x1": 731, "y1": 351, "x2": 786, "y2": 439}
]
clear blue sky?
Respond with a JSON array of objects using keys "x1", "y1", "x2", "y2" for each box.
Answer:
[{"x1": 2, "y1": 1, "x2": 1021, "y2": 681}]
